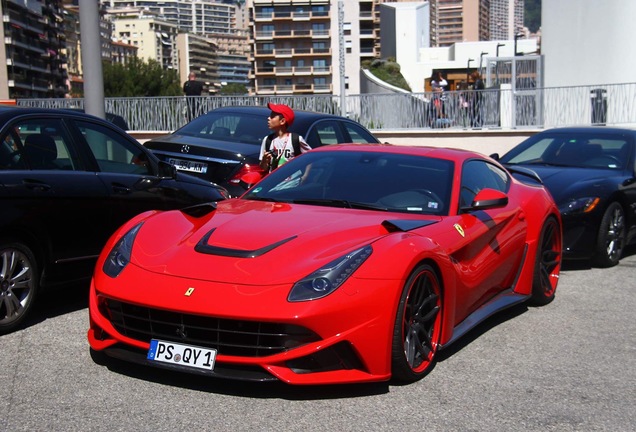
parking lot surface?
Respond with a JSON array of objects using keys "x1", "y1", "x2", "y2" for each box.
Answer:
[{"x1": 1, "y1": 248, "x2": 635, "y2": 432}]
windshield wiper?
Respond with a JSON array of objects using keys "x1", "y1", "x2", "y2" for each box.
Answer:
[{"x1": 291, "y1": 198, "x2": 388, "y2": 211}]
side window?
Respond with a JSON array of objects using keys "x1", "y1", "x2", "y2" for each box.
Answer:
[
  {"x1": 306, "y1": 121, "x2": 340, "y2": 147},
  {"x1": 343, "y1": 122, "x2": 377, "y2": 143},
  {"x1": 75, "y1": 120, "x2": 152, "y2": 175},
  {"x1": 460, "y1": 160, "x2": 510, "y2": 207},
  {"x1": 1, "y1": 119, "x2": 79, "y2": 171}
]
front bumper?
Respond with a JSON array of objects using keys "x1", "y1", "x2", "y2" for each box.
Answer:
[{"x1": 87, "y1": 267, "x2": 399, "y2": 385}]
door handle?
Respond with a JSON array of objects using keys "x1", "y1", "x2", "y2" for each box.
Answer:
[
  {"x1": 111, "y1": 183, "x2": 131, "y2": 194},
  {"x1": 23, "y1": 179, "x2": 51, "y2": 192}
]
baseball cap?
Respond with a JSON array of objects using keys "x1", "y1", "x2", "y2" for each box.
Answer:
[{"x1": 267, "y1": 102, "x2": 295, "y2": 126}]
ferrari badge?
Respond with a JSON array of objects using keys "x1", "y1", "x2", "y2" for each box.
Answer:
[{"x1": 454, "y1": 223, "x2": 465, "y2": 237}]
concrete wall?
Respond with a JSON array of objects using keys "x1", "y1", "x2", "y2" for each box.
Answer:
[{"x1": 542, "y1": 0, "x2": 636, "y2": 87}]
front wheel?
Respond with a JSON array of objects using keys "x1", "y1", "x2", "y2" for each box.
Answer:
[
  {"x1": 531, "y1": 217, "x2": 562, "y2": 306},
  {"x1": 391, "y1": 263, "x2": 442, "y2": 383},
  {"x1": 592, "y1": 202, "x2": 626, "y2": 268},
  {"x1": 0, "y1": 242, "x2": 39, "y2": 334}
]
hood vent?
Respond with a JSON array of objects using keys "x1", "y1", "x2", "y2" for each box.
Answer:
[
  {"x1": 382, "y1": 219, "x2": 438, "y2": 232},
  {"x1": 195, "y1": 228, "x2": 297, "y2": 258}
]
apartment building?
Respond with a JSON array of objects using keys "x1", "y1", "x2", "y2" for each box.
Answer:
[
  {"x1": 209, "y1": 31, "x2": 251, "y2": 90},
  {"x1": 103, "y1": 0, "x2": 238, "y2": 35},
  {"x1": 0, "y1": 0, "x2": 68, "y2": 99},
  {"x1": 429, "y1": 0, "x2": 490, "y2": 47},
  {"x1": 249, "y1": 0, "x2": 387, "y2": 96},
  {"x1": 108, "y1": 9, "x2": 179, "y2": 71},
  {"x1": 489, "y1": 0, "x2": 524, "y2": 40},
  {"x1": 177, "y1": 32, "x2": 218, "y2": 94}
]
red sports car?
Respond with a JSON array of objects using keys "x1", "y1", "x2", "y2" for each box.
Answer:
[{"x1": 88, "y1": 144, "x2": 562, "y2": 385}]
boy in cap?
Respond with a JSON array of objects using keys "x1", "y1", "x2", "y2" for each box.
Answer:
[{"x1": 259, "y1": 103, "x2": 311, "y2": 172}]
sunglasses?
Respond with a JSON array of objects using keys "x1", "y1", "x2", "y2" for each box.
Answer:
[{"x1": 269, "y1": 112, "x2": 283, "y2": 119}]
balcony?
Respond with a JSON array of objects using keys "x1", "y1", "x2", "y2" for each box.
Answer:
[
  {"x1": 254, "y1": 10, "x2": 329, "y2": 22},
  {"x1": 254, "y1": 65, "x2": 332, "y2": 76},
  {"x1": 254, "y1": 47, "x2": 332, "y2": 58},
  {"x1": 255, "y1": 82, "x2": 332, "y2": 95}
]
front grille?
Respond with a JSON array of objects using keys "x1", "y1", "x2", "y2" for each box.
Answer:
[{"x1": 102, "y1": 299, "x2": 320, "y2": 357}]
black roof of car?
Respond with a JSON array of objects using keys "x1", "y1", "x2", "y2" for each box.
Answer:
[
  {"x1": 0, "y1": 106, "x2": 129, "y2": 130},
  {"x1": 176, "y1": 105, "x2": 361, "y2": 135}
]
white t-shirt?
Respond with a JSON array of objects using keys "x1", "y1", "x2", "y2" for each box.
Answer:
[{"x1": 259, "y1": 132, "x2": 311, "y2": 168}]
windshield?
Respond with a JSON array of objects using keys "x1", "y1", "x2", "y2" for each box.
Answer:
[
  {"x1": 244, "y1": 150, "x2": 454, "y2": 216},
  {"x1": 501, "y1": 133, "x2": 630, "y2": 170},
  {"x1": 177, "y1": 112, "x2": 271, "y2": 146}
]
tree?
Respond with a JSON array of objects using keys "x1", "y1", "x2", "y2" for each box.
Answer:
[
  {"x1": 219, "y1": 83, "x2": 248, "y2": 95},
  {"x1": 525, "y1": 0, "x2": 541, "y2": 33},
  {"x1": 103, "y1": 57, "x2": 182, "y2": 97}
]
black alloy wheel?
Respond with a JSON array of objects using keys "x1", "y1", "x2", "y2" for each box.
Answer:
[{"x1": 391, "y1": 263, "x2": 442, "y2": 383}]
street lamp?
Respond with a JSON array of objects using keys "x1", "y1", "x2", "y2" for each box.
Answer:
[
  {"x1": 496, "y1": 43, "x2": 505, "y2": 57},
  {"x1": 514, "y1": 33, "x2": 525, "y2": 56},
  {"x1": 495, "y1": 43, "x2": 505, "y2": 84},
  {"x1": 466, "y1": 58, "x2": 474, "y2": 82},
  {"x1": 479, "y1": 51, "x2": 489, "y2": 74}
]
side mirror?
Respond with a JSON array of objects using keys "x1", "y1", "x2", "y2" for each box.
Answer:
[
  {"x1": 158, "y1": 160, "x2": 177, "y2": 179},
  {"x1": 489, "y1": 153, "x2": 500, "y2": 161},
  {"x1": 461, "y1": 188, "x2": 508, "y2": 213}
]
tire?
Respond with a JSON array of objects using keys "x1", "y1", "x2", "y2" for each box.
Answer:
[
  {"x1": 391, "y1": 263, "x2": 442, "y2": 383},
  {"x1": 592, "y1": 202, "x2": 626, "y2": 268},
  {"x1": 0, "y1": 242, "x2": 39, "y2": 334},
  {"x1": 531, "y1": 217, "x2": 562, "y2": 306}
]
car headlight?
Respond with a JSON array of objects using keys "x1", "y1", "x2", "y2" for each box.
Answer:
[
  {"x1": 103, "y1": 223, "x2": 143, "y2": 278},
  {"x1": 559, "y1": 197, "x2": 600, "y2": 216},
  {"x1": 288, "y1": 245, "x2": 373, "y2": 302}
]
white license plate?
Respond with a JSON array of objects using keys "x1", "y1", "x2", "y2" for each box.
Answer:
[
  {"x1": 167, "y1": 157, "x2": 208, "y2": 174},
  {"x1": 147, "y1": 339, "x2": 216, "y2": 371}
]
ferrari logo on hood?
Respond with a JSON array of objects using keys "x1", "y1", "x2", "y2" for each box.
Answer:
[
  {"x1": 454, "y1": 223, "x2": 465, "y2": 237},
  {"x1": 185, "y1": 287, "x2": 195, "y2": 296}
]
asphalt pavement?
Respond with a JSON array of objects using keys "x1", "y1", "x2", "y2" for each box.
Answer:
[{"x1": 1, "y1": 248, "x2": 635, "y2": 432}]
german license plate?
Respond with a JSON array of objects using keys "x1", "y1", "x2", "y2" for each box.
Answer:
[
  {"x1": 147, "y1": 339, "x2": 216, "y2": 371},
  {"x1": 167, "y1": 157, "x2": 208, "y2": 174}
]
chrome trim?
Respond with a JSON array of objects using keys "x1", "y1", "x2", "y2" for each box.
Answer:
[{"x1": 152, "y1": 149, "x2": 241, "y2": 166}]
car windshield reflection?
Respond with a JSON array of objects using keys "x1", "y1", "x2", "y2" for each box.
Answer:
[{"x1": 244, "y1": 150, "x2": 454, "y2": 216}]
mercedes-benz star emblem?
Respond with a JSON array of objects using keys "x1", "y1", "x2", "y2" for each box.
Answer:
[{"x1": 180, "y1": 145, "x2": 190, "y2": 153}]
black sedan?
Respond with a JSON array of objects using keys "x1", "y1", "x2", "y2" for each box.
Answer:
[
  {"x1": 0, "y1": 107, "x2": 228, "y2": 333},
  {"x1": 144, "y1": 106, "x2": 380, "y2": 197},
  {"x1": 496, "y1": 126, "x2": 636, "y2": 267}
]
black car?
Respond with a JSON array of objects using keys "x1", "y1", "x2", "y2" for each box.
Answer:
[
  {"x1": 496, "y1": 126, "x2": 636, "y2": 267},
  {"x1": 0, "y1": 107, "x2": 228, "y2": 333},
  {"x1": 144, "y1": 106, "x2": 380, "y2": 197}
]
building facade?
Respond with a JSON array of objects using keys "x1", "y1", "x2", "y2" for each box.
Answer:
[
  {"x1": 108, "y1": 11, "x2": 179, "y2": 71},
  {"x1": 177, "y1": 32, "x2": 218, "y2": 94},
  {"x1": 103, "y1": 0, "x2": 239, "y2": 35},
  {"x1": 489, "y1": 0, "x2": 524, "y2": 41},
  {"x1": 249, "y1": 0, "x2": 389, "y2": 96},
  {"x1": 428, "y1": 0, "x2": 491, "y2": 47},
  {"x1": 0, "y1": 0, "x2": 68, "y2": 99}
]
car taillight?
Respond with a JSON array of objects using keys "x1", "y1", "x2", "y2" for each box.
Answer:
[{"x1": 229, "y1": 163, "x2": 267, "y2": 185}]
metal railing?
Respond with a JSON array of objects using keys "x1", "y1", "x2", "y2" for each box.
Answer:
[{"x1": 16, "y1": 82, "x2": 636, "y2": 133}]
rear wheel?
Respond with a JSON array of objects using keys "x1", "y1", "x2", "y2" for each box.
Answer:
[
  {"x1": 531, "y1": 217, "x2": 562, "y2": 306},
  {"x1": 0, "y1": 242, "x2": 39, "y2": 334},
  {"x1": 592, "y1": 202, "x2": 626, "y2": 268},
  {"x1": 391, "y1": 263, "x2": 442, "y2": 383}
]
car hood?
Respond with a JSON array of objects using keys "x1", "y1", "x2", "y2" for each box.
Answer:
[
  {"x1": 129, "y1": 199, "x2": 438, "y2": 285},
  {"x1": 513, "y1": 165, "x2": 622, "y2": 204},
  {"x1": 146, "y1": 134, "x2": 261, "y2": 159}
]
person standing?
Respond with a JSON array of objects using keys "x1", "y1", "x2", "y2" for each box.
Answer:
[
  {"x1": 470, "y1": 71, "x2": 485, "y2": 128},
  {"x1": 430, "y1": 71, "x2": 448, "y2": 122},
  {"x1": 183, "y1": 72, "x2": 203, "y2": 121},
  {"x1": 259, "y1": 103, "x2": 311, "y2": 173}
]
